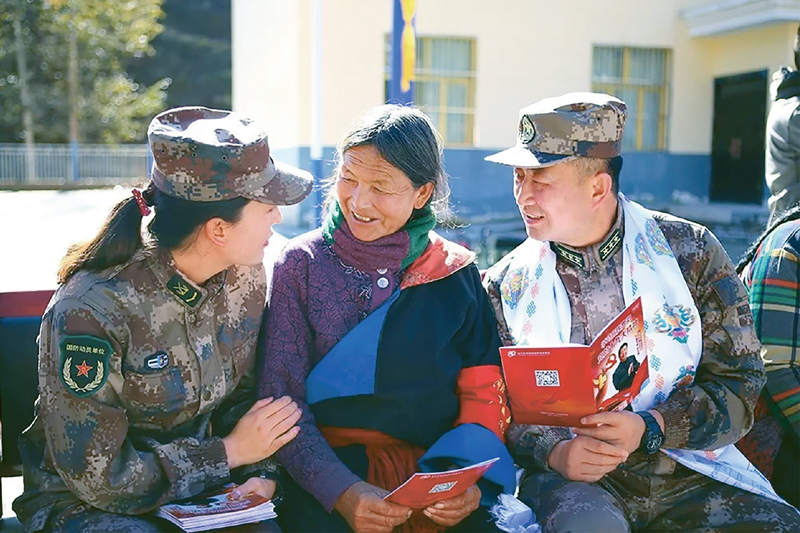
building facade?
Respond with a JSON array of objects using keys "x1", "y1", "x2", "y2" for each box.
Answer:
[{"x1": 232, "y1": 0, "x2": 800, "y2": 261}]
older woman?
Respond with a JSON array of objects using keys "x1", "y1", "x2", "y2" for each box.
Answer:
[{"x1": 259, "y1": 105, "x2": 514, "y2": 532}]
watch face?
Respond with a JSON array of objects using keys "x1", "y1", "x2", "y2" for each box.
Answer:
[
  {"x1": 638, "y1": 412, "x2": 664, "y2": 454},
  {"x1": 646, "y1": 432, "x2": 664, "y2": 454}
]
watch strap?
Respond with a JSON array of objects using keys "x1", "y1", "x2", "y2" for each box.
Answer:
[{"x1": 637, "y1": 411, "x2": 664, "y2": 454}]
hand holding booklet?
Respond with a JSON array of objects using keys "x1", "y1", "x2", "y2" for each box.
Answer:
[
  {"x1": 500, "y1": 297, "x2": 649, "y2": 427},
  {"x1": 384, "y1": 457, "x2": 499, "y2": 508},
  {"x1": 156, "y1": 483, "x2": 276, "y2": 532}
]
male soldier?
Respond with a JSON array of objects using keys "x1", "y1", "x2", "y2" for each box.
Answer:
[
  {"x1": 483, "y1": 92, "x2": 800, "y2": 531},
  {"x1": 767, "y1": 25, "x2": 800, "y2": 223}
]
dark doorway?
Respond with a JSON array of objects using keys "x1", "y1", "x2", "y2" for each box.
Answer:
[{"x1": 709, "y1": 70, "x2": 768, "y2": 204}]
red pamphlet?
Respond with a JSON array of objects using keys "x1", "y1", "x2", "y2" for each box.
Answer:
[
  {"x1": 500, "y1": 297, "x2": 649, "y2": 427},
  {"x1": 156, "y1": 483, "x2": 276, "y2": 532},
  {"x1": 384, "y1": 457, "x2": 499, "y2": 508}
]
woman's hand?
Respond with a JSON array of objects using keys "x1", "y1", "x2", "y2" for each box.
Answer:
[
  {"x1": 423, "y1": 484, "x2": 481, "y2": 527},
  {"x1": 229, "y1": 477, "x2": 277, "y2": 501},
  {"x1": 547, "y1": 435, "x2": 629, "y2": 482},
  {"x1": 223, "y1": 396, "x2": 302, "y2": 469},
  {"x1": 334, "y1": 481, "x2": 412, "y2": 533}
]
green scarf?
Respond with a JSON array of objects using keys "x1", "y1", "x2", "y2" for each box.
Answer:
[{"x1": 322, "y1": 201, "x2": 436, "y2": 269}]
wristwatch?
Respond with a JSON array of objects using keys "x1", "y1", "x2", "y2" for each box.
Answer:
[{"x1": 636, "y1": 411, "x2": 664, "y2": 454}]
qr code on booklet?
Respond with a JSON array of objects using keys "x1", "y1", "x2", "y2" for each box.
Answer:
[
  {"x1": 428, "y1": 482, "x2": 457, "y2": 494},
  {"x1": 535, "y1": 370, "x2": 560, "y2": 387}
]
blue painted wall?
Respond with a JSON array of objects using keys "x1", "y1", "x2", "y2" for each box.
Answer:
[
  {"x1": 273, "y1": 146, "x2": 713, "y2": 225},
  {"x1": 619, "y1": 152, "x2": 711, "y2": 206},
  {"x1": 441, "y1": 149, "x2": 712, "y2": 221}
]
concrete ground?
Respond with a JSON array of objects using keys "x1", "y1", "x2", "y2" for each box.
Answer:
[
  {"x1": 1, "y1": 476, "x2": 22, "y2": 529},
  {"x1": 0, "y1": 189, "x2": 292, "y2": 292}
]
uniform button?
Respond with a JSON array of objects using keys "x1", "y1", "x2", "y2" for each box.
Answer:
[
  {"x1": 202, "y1": 390, "x2": 212, "y2": 401},
  {"x1": 377, "y1": 277, "x2": 389, "y2": 289}
]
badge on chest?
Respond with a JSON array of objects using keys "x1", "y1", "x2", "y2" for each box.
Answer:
[{"x1": 144, "y1": 351, "x2": 170, "y2": 371}]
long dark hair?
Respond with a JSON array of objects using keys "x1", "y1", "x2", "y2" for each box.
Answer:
[
  {"x1": 57, "y1": 181, "x2": 249, "y2": 283},
  {"x1": 328, "y1": 104, "x2": 452, "y2": 220},
  {"x1": 736, "y1": 205, "x2": 800, "y2": 275}
]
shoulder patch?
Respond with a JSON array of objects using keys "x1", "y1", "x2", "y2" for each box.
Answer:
[
  {"x1": 59, "y1": 335, "x2": 111, "y2": 397},
  {"x1": 711, "y1": 275, "x2": 746, "y2": 307},
  {"x1": 552, "y1": 243, "x2": 586, "y2": 270},
  {"x1": 167, "y1": 274, "x2": 201, "y2": 307},
  {"x1": 599, "y1": 228, "x2": 622, "y2": 262}
]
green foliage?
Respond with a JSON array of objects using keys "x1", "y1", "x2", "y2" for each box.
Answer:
[
  {"x1": 0, "y1": 0, "x2": 169, "y2": 143},
  {"x1": 87, "y1": 73, "x2": 171, "y2": 143}
]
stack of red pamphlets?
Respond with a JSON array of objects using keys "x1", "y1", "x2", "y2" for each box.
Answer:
[{"x1": 156, "y1": 483, "x2": 276, "y2": 532}]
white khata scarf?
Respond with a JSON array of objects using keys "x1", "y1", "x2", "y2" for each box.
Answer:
[{"x1": 499, "y1": 194, "x2": 782, "y2": 503}]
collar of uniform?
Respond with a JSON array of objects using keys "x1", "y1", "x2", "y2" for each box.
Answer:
[
  {"x1": 146, "y1": 246, "x2": 227, "y2": 310},
  {"x1": 551, "y1": 203, "x2": 624, "y2": 272}
]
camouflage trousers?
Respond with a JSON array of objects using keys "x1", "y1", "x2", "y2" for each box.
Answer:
[
  {"x1": 42, "y1": 501, "x2": 281, "y2": 533},
  {"x1": 519, "y1": 466, "x2": 800, "y2": 533}
]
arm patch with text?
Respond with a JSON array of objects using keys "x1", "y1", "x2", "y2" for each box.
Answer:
[{"x1": 59, "y1": 335, "x2": 112, "y2": 397}]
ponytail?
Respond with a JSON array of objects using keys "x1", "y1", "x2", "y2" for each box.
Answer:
[
  {"x1": 57, "y1": 181, "x2": 250, "y2": 284},
  {"x1": 57, "y1": 182, "x2": 155, "y2": 283}
]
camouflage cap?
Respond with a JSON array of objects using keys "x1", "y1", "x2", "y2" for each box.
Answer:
[
  {"x1": 148, "y1": 106, "x2": 313, "y2": 205},
  {"x1": 485, "y1": 92, "x2": 627, "y2": 168}
]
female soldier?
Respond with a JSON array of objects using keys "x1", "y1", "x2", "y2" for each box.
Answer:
[
  {"x1": 260, "y1": 105, "x2": 515, "y2": 532},
  {"x1": 12, "y1": 107, "x2": 311, "y2": 532}
]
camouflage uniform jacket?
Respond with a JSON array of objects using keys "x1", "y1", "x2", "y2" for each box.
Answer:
[
  {"x1": 483, "y1": 208, "x2": 765, "y2": 477},
  {"x1": 13, "y1": 245, "x2": 273, "y2": 528}
]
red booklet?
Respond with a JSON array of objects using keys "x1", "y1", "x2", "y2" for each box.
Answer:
[
  {"x1": 384, "y1": 457, "x2": 499, "y2": 508},
  {"x1": 500, "y1": 297, "x2": 649, "y2": 427}
]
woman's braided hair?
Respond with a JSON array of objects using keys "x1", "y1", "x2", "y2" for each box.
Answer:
[{"x1": 736, "y1": 205, "x2": 800, "y2": 275}]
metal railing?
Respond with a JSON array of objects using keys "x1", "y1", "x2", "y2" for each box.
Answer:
[{"x1": 0, "y1": 143, "x2": 149, "y2": 186}]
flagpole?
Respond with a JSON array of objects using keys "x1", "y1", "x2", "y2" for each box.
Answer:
[
  {"x1": 390, "y1": 0, "x2": 415, "y2": 105},
  {"x1": 311, "y1": 0, "x2": 324, "y2": 227}
]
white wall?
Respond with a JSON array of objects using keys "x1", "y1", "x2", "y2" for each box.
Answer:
[
  {"x1": 233, "y1": 0, "x2": 798, "y2": 154},
  {"x1": 232, "y1": 0, "x2": 305, "y2": 148}
]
